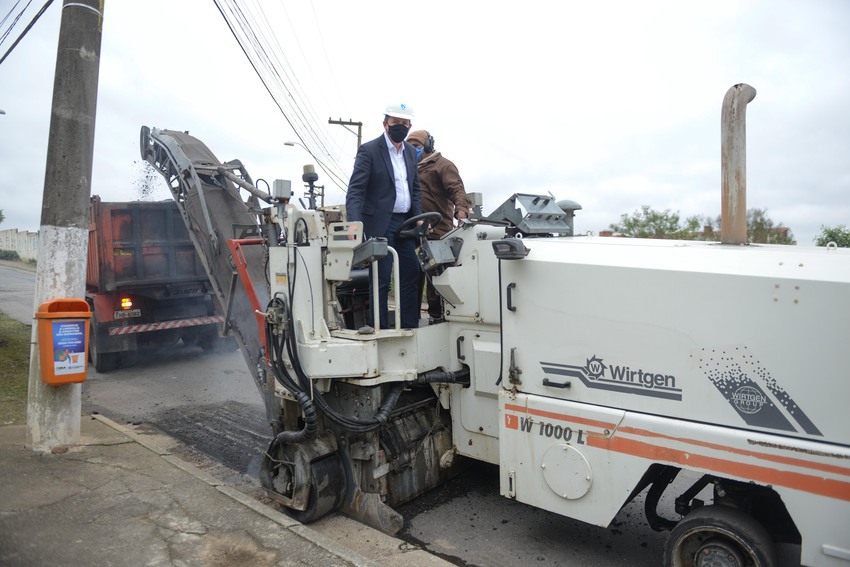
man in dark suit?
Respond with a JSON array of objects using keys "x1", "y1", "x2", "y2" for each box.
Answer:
[{"x1": 346, "y1": 103, "x2": 423, "y2": 329}]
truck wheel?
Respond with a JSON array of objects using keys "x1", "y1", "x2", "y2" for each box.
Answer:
[
  {"x1": 198, "y1": 332, "x2": 218, "y2": 351},
  {"x1": 89, "y1": 321, "x2": 120, "y2": 373},
  {"x1": 664, "y1": 505, "x2": 778, "y2": 567},
  {"x1": 200, "y1": 333, "x2": 237, "y2": 352}
]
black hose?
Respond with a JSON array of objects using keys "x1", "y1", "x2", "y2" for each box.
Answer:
[
  {"x1": 415, "y1": 367, "x2": 470, "y2": 385},
  {"x1": 372, "y1": 382, "x2": 404, "y2": 426},
  {"x1": 283, "y1": 251, "x2": 405, "y2": 433},
  {"x1": 264, "y1": 297, "x2": 318, "y2": 445},
  {"x1": 284, "y1": 319, "x2": 404, "y2": 432},
  {"x1": 285, "y1": 314, "x2": 404, "y2": 432},
  {"x1": 266, "y1": 289, "x2": 403, "y2": 435},
  {"x1": 274, "y1": 390, "x2": 318, "y2": 444}
]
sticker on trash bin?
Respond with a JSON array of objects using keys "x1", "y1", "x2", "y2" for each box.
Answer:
[{"x1": 50, "y1": 320, "x2": 86, "y2": 375}]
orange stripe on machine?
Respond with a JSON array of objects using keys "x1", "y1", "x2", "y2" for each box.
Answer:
[
  {"x1": 616, "y1": 424, "x2": 850, "y2": 479},
  {"x1": 504, "y1": 403, "x2": 616, "y2": 431},
  {"x1": 502, "y1": 404, "x2": 850, "y2": 501},
  {"x1": 586, "y1": 435, "x2": 850, "y2": 502}
]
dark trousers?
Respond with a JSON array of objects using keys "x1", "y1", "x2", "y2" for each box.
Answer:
[
  {"x1": 373, "y1": 212, "x2": 421, "y2": 329},
  {"x1": 417, "y1": 270, "x2": 443, "y2": 320}
]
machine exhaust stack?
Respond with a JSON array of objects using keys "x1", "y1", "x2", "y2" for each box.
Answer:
[{"x1": 720, "y1": 83, "x2": 757, "y2": 244}]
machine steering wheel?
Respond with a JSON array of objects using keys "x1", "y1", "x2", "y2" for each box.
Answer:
[{"x1": 397, "y1": 212, "x2": 443, "y2": 239}]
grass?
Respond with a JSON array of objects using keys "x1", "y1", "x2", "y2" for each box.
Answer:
[{"x1": 0, "y1": 312, "x2": 31, "y2": 425}]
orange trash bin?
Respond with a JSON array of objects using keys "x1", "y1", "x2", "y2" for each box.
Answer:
[{"x1": 35, "y1": 299, "x2": 91, "y2": 386}]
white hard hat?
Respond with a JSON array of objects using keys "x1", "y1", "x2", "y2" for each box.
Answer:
[{"x1": 385, "y1": 103, "x2": 414, "y2": 120}]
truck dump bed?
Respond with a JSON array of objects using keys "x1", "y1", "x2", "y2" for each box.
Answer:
[{"x1": 87, "y1": 196, "x2": 208, "y2": 293}]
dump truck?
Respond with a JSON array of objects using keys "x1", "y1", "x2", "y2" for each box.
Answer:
[
  {"x1": 140, "y1": 84, "x2": 850, "y2": 566},
  {"x1": 85, "y1": 196, "x2": 228, "y2": 372}
]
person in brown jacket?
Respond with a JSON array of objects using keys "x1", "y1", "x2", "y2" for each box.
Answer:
[{"x1": 406, "y1": 130, "x2": 472, "y2": 322}]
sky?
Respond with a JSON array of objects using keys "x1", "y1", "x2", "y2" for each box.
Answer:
[{"x1": 0, "y1": 0, "x2": 848, "y2": 245}]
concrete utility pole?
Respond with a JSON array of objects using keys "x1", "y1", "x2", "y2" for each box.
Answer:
[{"x1": 27, "y1": 0, "x2": 104, "y2": 451}]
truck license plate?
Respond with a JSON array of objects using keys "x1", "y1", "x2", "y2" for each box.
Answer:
[{"x1": 114, "y1": 309, "x2": 141, "y2": 319}]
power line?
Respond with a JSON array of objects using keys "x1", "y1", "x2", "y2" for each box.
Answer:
[
  {"x1": 0, "y1": 0, "x2": 31, "y2": 47},
  {"x1": 212, "y1": 0, "x2": 351, "y2": 192},
  {"x1": 0, "y1": 0, "x2": 52, "y2": 67}
]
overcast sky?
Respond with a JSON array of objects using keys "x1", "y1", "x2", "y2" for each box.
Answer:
[{"x1": 0, "y1": 0, "x2": 848, "y2": 245}]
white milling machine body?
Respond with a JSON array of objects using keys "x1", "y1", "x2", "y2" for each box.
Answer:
[{"x1": 141, "y1": 85, "x2": 850, "y2": 566}]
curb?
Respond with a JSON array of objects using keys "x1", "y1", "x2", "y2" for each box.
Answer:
[
  {"x1": 90, "y1": 413, "x2": 382, "y2": 567},
  {"x1": 0, "y1": 260, "x2": 36, "y2": 273}
]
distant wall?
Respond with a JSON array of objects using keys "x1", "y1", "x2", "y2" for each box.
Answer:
[{"x1": 0, "y1": 229, "x2": 39, "y2": 261}]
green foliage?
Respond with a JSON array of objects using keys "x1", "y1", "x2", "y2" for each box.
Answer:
[
  {"x1": 746, "y1": 209, "x2": 796, "y2": 245},
  {"x1": 814, "y1": 225, "x2": 850, "y2": 247},
  {"x1": 0, "y1": 250, "x2": 21, "y2": 261},
  {"x1": 0, "y1": 313, "x2": 31, "y2": 425},
  {"x1": 610, "y1": 206, "x2": 795, "y2": 244},
  {"x1": 0, "y1": 209, "x2": 5, "y2": 225},
  {"x1": 609, "y1": 205, "x2": 690, "y2": 239}
]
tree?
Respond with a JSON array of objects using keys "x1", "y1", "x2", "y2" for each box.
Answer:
[
  {"x1": 609, "y1": 206, "x2": 796, "y2": 244},
  {"x1": 0, "y1": 209, "x2": 4, "y2": 226},
  {"x1": 814, "y1": 225, "x2": 850, "y2": 247},
  {"x1": 745, "y1": 208, "x2": 796, "y2": 245},
  {"x1": 609, "y1": 205, "x2": 695, "y2": 239}
]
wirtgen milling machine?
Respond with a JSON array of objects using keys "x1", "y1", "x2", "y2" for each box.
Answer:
[{"x1": 141, "y1": 84, "x2": 850, "y2": 567}]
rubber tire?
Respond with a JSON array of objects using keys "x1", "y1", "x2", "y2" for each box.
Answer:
[
  {"x1": 664, "y1": 505, "x2": 778, "y2": 567},
  {"x1": 89, "y1": 320, "x2": 120, "y2": 373},
  {"x1": 198, "y1": 332, "x2": 217, "y2": 351},
  {"x1": 199, "y1": 333, "x2": 237, "y2": 352}
]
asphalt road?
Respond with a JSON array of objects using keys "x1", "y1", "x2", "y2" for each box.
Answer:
[
  {"x1": 2, "y1": 262, "x2": 673, "y2": 566},
  {"x1": 0, "y1": 261, "x2": 39, "y2": 325}
]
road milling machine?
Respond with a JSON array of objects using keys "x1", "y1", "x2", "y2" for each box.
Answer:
[{"x1": 141, "y1": 84, "x2": 850, "y2": 567}]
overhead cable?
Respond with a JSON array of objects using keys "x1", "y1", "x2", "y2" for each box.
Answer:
[
  {"x1": 213, "y1": 0, "x2": 351, "y2": 191},
  {"x1": 0, "y1": 0, "x2": 53, "y2": 67}
]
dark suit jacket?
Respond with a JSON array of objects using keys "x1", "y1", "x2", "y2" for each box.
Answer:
[{"x1": 346, "y1": 133, "x2": 422, "y2": 238}]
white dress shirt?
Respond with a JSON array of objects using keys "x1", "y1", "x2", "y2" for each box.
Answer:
[{"x1": 385, "y1": 132, "x2": 410, "y2": 213}]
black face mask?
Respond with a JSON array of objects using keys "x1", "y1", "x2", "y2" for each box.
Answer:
[{"x1": 388, "y1": 124, "x2": 410, "y2": 143}]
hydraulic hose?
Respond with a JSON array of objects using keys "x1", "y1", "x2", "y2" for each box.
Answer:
[
  {"x1": 264, "y1": 297, "x2": 318, "y2": 445},
  {"x1": 282, "y1": 249, "x2": 406, "y2": 433},
  {"x1": 372, "y1": 382, "x2": 404, "y2": 426},
  {"x1": 267, "y1": 286, "x2": 404, "y2": 435},
  {"x1": 415, "y1": 367, "x2": 470, "y2": 385},
  {"x1": 284, "y1": 312, "x2": 404, "y2": 432},
  {"x1": 274, "y1": 390, "x2": 318, "y2": 444}
]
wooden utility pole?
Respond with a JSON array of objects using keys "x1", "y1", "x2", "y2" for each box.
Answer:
[{"x1": 27, "y1": 0, "x2": 104, "y2": 451}]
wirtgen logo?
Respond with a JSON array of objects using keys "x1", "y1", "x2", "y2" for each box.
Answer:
[
  {"x1": 731, "y1": 385, "x2": 768, "y2": 415},
  {"x1": 541, "y1": 355, "x2": 683, "y2": 401},
  {"x1": 698, "y1": 345, "x2": 822, "y2": 436}
]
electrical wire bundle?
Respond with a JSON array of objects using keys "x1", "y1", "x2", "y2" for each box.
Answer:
[
  {"x1": 0, "y1": 0, "x2": 54, "y2": 66},
  {"x1": 212, "y1": 0, "x2": 351, "y2": 193}
]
